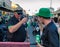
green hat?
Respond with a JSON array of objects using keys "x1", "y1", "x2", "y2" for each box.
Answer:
[{"x1": 36, "y1": 8, "x2": 53, "y2": 17}]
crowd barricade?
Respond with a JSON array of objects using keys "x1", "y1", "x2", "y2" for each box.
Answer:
[{"x1": 0, "y1": 42, "x2": 30, "y2": 47}]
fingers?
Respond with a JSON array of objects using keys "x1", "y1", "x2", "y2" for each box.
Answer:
[{"x1": 21, "y1": 17, "x2": 28, "y2": 24}]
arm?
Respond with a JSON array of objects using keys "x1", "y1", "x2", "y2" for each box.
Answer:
[{"x1": 8, "y1": 17, "x2": 27, "y2": 33}]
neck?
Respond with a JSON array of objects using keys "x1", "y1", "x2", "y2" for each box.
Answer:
[{"x1": 44, "y1": 19, "x2": 51, "y2": 26}]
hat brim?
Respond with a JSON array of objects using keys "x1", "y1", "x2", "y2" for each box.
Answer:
[
  {"x1": 35, "y1": 13, "x2": 40, "y2": 16},
  {"x1": 35, "y1": 13, "x2": 53, "y2": 17}
]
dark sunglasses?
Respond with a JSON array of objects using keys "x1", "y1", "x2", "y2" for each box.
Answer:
[
  {"x1": 17, "y1": 13, "x2": 21, "y2": 15},
  {"x1": 17, "y1": 13, "x2": 22, "y2": 15}
]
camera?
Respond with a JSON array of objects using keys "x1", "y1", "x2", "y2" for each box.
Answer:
[{"x1": 20, "y1": 15, "x2": 28, "y2": 20}]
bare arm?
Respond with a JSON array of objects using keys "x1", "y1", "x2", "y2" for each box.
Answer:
[{"x1": 8, "y1": 17, "x2": 27, "y2": 33}]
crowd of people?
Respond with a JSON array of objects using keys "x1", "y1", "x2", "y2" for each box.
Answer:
[{"x1": 0, "y1": 8, "x2": 59, "y2": 47}]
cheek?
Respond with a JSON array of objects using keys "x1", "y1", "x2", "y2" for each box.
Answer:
[
  {"x1": 18, "y1": 15, "x2": 20, "y2": 17},
  {"x1": 37, "y1": 17, "x2": 43, "y2": 22},
  {"x1": 16, "y1": 14, "x2": 20, "y2": 17},
  {"x1": 39, "y1": 18, "x2": 43, "y2": 23},
  {"x1": 15, "y1": 15, "x2": 20, "y2": 18},
  {"x1": 41, "y1": 19, "x2": 43, "y2": 21}
]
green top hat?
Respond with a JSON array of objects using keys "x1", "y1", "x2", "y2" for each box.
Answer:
[{"x1": 36, "y1": 8, "x2": 53, "y2": 17}]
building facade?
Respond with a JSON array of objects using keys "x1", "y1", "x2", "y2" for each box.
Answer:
[{"x1": 0, "y1": 0, "x2": 11, "y2": 9}]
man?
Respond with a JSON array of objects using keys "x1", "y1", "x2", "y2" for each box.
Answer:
[
  {"x1": 36, "y1": 8, "x2": 59, "y2": 47},
  {"x1": 7, "y1": 10, "x2": 28, "y2": 42}
]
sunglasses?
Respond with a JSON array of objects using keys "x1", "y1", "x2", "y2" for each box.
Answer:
[{"x1": 17, "y1": 13, "x2": 22, "y2": 15}]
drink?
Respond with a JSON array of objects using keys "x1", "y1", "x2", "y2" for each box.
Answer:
[{"x1": 35, "y1": 34, "x2": 40, "y2": 44}]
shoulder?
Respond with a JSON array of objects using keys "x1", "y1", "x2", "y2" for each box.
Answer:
[
  {"x1": 45, "y1": 22, "x2": 58, "y2": 34},
  {"x1": 9, "y1": 16, "x2": 17, "y2": 20},
  {"x1": 48, "y1": 22, "x2": 57, "y2": 30},
  {"x1": 7, "y1": 16, "x2": 15, "y2": 25}
]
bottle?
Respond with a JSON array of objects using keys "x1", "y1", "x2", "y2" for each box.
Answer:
[{"x1": 35, "y1": 34, "x2": 41, "y2": 44}]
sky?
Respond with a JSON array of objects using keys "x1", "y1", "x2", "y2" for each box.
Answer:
[{"x1": 11, "y1": 0, "x2": 60, "y2": 15}]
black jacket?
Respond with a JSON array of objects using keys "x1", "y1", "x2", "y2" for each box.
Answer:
[{"x1": 41, "y1": 21, "x2": 59, "y2": 47}]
